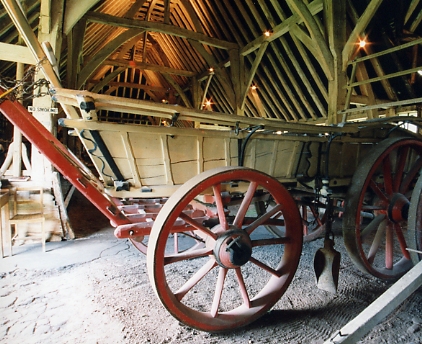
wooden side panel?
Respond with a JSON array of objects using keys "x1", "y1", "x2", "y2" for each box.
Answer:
[
  {"x1": 167, "y1": 135, "x2": 198, "y2": 184},
  {"x1": 128, "y1": 132, "x2": 167, "y2": 185},
  {"x1": 243, "y1": 138, "x2": 304, "y2": 180}
]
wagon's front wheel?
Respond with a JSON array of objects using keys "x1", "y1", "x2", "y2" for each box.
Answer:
[
  {"x1": 147, "y1": 167, "x2": 303, "y2": 332},
  {"x1": 343, "y1": 137, "x2": 422, "y2": 280}
]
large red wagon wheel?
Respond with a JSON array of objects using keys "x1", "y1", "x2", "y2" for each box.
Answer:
[
  {"x1": 408, "y1": 171, "x2": 422, "y2": 264},
  {"x1": 343, "y1": 137, "x2": 422, "y2": 280},
  {"x1": 147, "y1": 166, "x2": 302, "y2": 332}
]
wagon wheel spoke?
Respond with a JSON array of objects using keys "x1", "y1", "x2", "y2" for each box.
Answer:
[
  {"x1": 233, "y1": 181, "x2": 258, "y2": 228},
  {"x1": 343, "y1": 137, "x2": 420, "y2": 280},
  {"x1": 213, "y1": 184, "x2": 228, "y2": 230},
  {"x1": 385, "y1": 223, "x2": 394, "y2": 269},
  {"x1": 164, "y1": 247, "x2": 213, "y2": 265},
  {"x1": 300, "y1": 198, "x2": 327, "y2": 242},
  {"x1": 360, "y1": 214, "x2": 386, "y2": 240},
  {"x1": 368, "y1": 179, "x2": 389, "y2": 204},
  {"x1": 211, "y1": 267, "x2": 228, "y2": 317},
  {"x1": 174, "y1": 258, "x2": 217, "y2": 301},
  {"x1": 367, "y1": 219, "x2": 386, "y2": 264},
  {"x1": 148, "y1": 167, "x2": 302, "y2": 332},
  {"x1": 394, "y1": 147, "x2": 409, "y2": 192},
  {"x1": 394, "y1": 222, "x2": 410, "y2": 260},
  {"x1": 381, "y1": 155, "x2": 394, "y2": 196},
  {"x1": 249, "y1": 256, "x2": 283, "y2": 277},
  {"x1": 245, "y1": 204, "x2": 282, "y2": 235},
  {"x1": 235, "y1": 268, "x2": 251, "y2": 308},
  {"x1": 178, "y1": 212, "x2": 217, "y2": 239}
]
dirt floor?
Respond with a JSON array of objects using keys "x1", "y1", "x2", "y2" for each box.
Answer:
[{"x1": 1, "y1": 190, "x2": 422, "y2": 344}]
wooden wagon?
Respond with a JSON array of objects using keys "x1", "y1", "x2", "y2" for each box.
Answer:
[{"x1": 1, "y1": 88, "x2": 422, "y2": 332}]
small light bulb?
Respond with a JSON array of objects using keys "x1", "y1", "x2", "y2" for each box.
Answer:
[
  {"x1": 264, "y1": 31, "x2": 271, "y2": 37},
  {"x1": 359, "y1": 40, "x2": 366, "y2": 48}
]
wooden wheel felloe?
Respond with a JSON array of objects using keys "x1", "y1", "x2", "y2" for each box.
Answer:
[
  {"x1": 408, "y1": 172, "x2": 422, "y2": 264},
  {"x1": 343, "y1": 137, "x2": 422, "y2": 280},
  {"x1": 147, "y1": 166, "x2": 303, "y2": 332}
]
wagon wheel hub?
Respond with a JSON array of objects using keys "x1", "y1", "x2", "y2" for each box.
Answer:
[
  {"x1": 213, "y1": 229, "x2": 252, "y2": 268},
  {"x1": 388, "y1": 193, "x2": 409, "y2": 223}
]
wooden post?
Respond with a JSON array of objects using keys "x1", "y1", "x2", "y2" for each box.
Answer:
[{"x1": 325, "y1": 0, "x2": 347, "y2": 125}]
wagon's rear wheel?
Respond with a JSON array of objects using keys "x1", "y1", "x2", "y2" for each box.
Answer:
[
  {"x1": 408, "y1": 171, "x2": 422, "y2": 264},
  {"x1": 343, "y1": 137, "x2": 422, "y2": 280},
  {"x1": 256, "y1": 196, "x2": 326, "y2": 242},
  {"x1": 147, "y1": 166, "x2": 302, "y2": 332},
  {"x1": 297, "y1": 196, "x2": 326, "y2": 242}
]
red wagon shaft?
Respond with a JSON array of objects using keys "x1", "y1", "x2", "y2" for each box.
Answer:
[{"x1": 0, "y1": 90, "x2": 130, "y2": 228}]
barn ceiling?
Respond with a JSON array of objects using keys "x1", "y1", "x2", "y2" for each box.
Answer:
[{"x1": 1, "y1": 0, "x2": 422, "y2": 125}]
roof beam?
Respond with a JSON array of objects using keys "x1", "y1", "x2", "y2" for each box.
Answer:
[
  {"x1": 342, "y1": 0, "x2": 383, "y2": 69},
  {"x1": 286, "y1": 0, "x2": 334, "y2": 80},
  {"x1": 241, "y1": 0, "x2": 323, "y2": 56},
  {"x1": 84, "y1": 11, "x2": 238, "y2": 50},
  {"x1": 0, "y1": 42, "x2": 36, "y2": 64},
  {"x1": 103, "y1": 58, "x2": 196, "y2": 77},
  {"x1": 63, "y1": 0, "x2": 100, "y2": 34},
  {"x1": 77, "y1": 29, "x2": 145, "y2": 88}
]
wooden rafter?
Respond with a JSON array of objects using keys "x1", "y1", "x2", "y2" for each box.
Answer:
[
  {"x1": 286, "y1": 0, "x2": 334, "y2": 80},
  {"x1": 77, "y1": 29, "x2": 144, "y2": 88},
  {"x1": 342, "y1": 0, "x2": 383, "y2": 69},
  {"x1": 84, "y1": 11, "x2": 238, "y2": 50}
]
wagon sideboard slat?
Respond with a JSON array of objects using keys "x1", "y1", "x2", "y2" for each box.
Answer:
[{"x1": 58, "y1": 118, "x2": 414, "y2": 199}]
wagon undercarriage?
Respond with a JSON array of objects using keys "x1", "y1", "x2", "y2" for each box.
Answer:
[{"x1": 1, "y1": 88, "x2": 422, "y2": 332}]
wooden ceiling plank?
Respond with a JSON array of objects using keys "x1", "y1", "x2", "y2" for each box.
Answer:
[
  {"x1": 286, "y1": 0, "x2": 334, "y2": 80},
  {"x1": 77, "y1": 28, "x2": 144, "y2": 88},
  {"x1": 244, "y1": 0, "x2": 305, "y2": 120},
  {"x1": 90, "y1": 66, "x2": 125, "y2": 93},
  {"x1": 104, "y1": 58, "x2": 196, "y2": 77},
  {"x1": 355, "y1": 61, "x2": 378, "y2": 119},
  {"x1": 342, "y1": 0, "x2": 383, "y2": 69},
  {"x1": 234, "y1": 0, "x2": 283, "y2": 119},
  {"x1": 124, "y1": 0, "x2": 148, "y2": 19},
  {"x1": 164, "y1": 0, "x2": 171, "y2": 24},
  {"x1": 84, "y1": 11, "x2": 238, "y2": 50},
  {"x1": 265, "y1": 47, "x2": 311, "y2": 120},
  {"x1": 241, "y1": 42, "x2": 269, "y2": 109},
  {"x1": 179, "y1": 0, "x2": 204, "y2": 34},
  {"x1": 405, "y1": 0, "x2": 421, "y2": 24},
  {"x1": 241, "y1": 0, "x2": 323, "y2": 56},
  {"x1": 189, "y1": 38, "x2": 235, "y2": 105},
  {"x1": 346, "y1": 1, "x2": 397, "y2": 101},
  {"x1": 410, "y1": 7, "x2": 422, "y2": 33}
]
